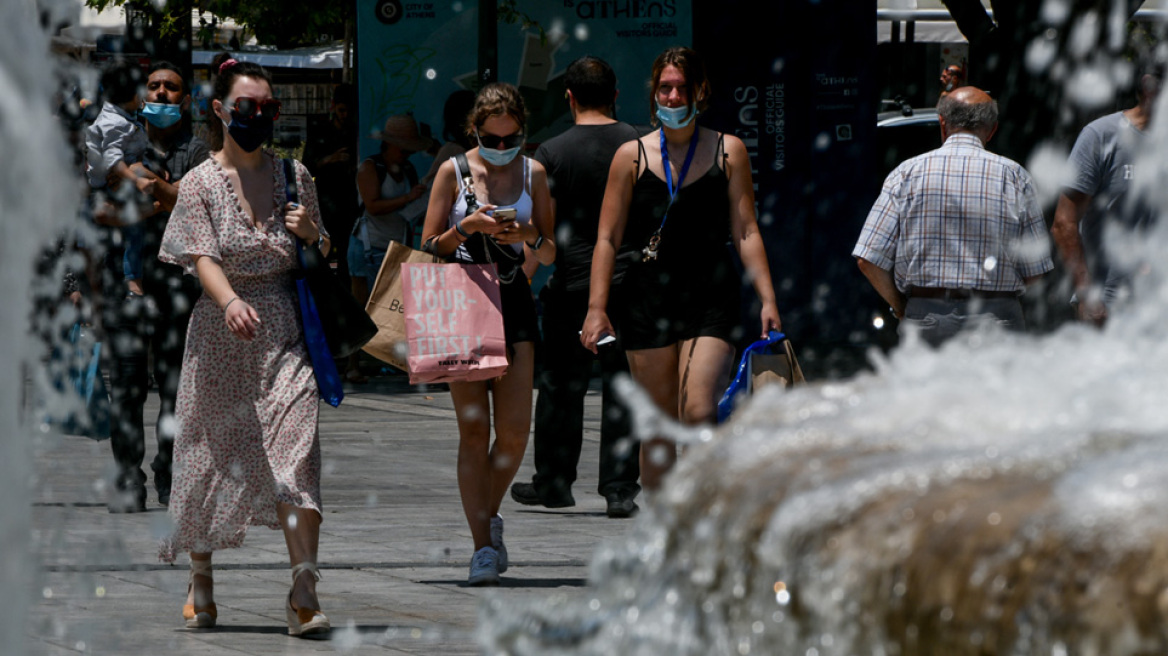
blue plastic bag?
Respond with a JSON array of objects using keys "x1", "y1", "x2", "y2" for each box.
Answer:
[
  {"x1": 716, "y1": 331, "x2": 790, "y2": 424},
  {"x1": 49, "y1": 322, "x2": 111, "y2": 439}
]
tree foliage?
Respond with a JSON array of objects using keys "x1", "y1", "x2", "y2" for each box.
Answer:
[{"x1": 84, "y1": 0, "x2": 345, "y2": 50}]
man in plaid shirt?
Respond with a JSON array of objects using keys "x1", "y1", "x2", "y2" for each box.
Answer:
[{"x1": 853, "y1": 87, "x2": 1053, "y2": 347}]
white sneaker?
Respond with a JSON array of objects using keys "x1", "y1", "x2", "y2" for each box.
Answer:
[
  {"x1": 467, "y1": 546, "x2": 500, "y2": 586},
  {"x1": 490, "y1": 514, "x2": 508, "y2": 573}
]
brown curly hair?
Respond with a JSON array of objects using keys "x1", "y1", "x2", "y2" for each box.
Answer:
[{"x1": 465, "y1": 82, "x2": 527, "y2": 136}]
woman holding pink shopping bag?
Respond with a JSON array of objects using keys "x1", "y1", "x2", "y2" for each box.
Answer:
[{"x1": 420, "y1": 83, "x2": 555, "y2": 585}]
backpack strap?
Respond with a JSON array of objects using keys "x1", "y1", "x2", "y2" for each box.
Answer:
[
  {"x1": 405, "y1": 160, "x2": 419, "y2": 188},
  {"x1": 634, "y1": 137, "x2": 648, "y2": 178},
  {"x1": 454, "y1": 152, "x2": 478, "y2": 214},
  {"x1": 372, "y1": 157, "x2": 387, "y2": 188},
  {"x1": 716, "y1": 132, "x2": 728, "y2": 171},
  {"x1": 282, "y1": 158, "x2": 298, "y2": 205}
]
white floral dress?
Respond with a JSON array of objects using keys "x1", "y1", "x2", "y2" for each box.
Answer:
[{"x1": 158, "y1": 153, "x2": 327, "y2": 561}]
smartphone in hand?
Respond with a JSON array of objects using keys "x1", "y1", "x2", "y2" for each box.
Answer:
[{"x1": 492, "y1": 207, "x2": 517, "y2": 223}]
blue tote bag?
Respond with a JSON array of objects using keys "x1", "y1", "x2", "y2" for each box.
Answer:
[{"x1": 284, "y1": 159, "x2": 345, "y2": 407}]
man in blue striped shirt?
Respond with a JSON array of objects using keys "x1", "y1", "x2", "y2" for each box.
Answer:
[{"x1": 853, "y1": 87, "x2": 1053, "y2": 347}]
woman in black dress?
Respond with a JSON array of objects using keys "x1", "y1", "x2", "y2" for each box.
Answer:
[{"x1": 581, "y1": 47, "x2": 781, "y2": 490}]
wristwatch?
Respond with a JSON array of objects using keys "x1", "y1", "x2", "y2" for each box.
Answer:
[{"x1": 527, "y1": 234, "x2": 545, "y2": 250}]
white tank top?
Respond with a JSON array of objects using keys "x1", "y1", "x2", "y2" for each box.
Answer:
[{"x1": 448, "y1": 155, "x2": 533, "y2": 262}]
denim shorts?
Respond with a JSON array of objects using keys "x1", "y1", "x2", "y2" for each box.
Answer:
[{"x1": 347, "y1": 232, "x2": 367, "y2": 280}]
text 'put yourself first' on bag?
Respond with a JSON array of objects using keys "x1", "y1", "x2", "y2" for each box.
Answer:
[{"x1": 401, "y1": 262, "x2": 509, "y2": 384}]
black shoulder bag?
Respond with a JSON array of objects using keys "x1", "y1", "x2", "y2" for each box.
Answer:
[{"x1": 284, "y1": 159, "x2": 378, "y2": 358}]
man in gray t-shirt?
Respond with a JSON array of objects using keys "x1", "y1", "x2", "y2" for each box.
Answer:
[{"x1": 1052, "y1": 65, "x2": 1162, "y2": 325}]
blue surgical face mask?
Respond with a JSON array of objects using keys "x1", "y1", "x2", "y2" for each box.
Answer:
[
  {"x1": 141, "y1": 102, "x2": 183, "y2": 129},
  {"x1": 656, "y1": 103, "x2": 697, "y2": 130},
  {"x1": 479, "y1": 144, "x2": 522, "y2": 166}
]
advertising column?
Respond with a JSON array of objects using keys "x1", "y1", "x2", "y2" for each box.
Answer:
[{"x1": 697, "y1": 1, "x2": 876, "y2": 368}]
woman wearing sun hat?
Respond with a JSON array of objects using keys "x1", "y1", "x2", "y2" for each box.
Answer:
[{"x1": 353, "y1": 114, "x2": 434, "y2": 287}]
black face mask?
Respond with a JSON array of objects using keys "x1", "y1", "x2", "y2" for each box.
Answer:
[{"x1": 224, "y1": 110, "x2": 273, "y2": 152}]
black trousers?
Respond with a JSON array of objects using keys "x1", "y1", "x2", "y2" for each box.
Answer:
[
  {"x1": 103, "y1": 268, "x2": 197, "y2": 492},
  {"x1": 531, "y1": 285, "x2": 640, "y2": 499}
]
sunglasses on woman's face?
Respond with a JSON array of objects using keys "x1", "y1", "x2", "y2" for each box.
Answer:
[
  {"x1": 229, "y1": 96, "x2": 282, "y2": 121},
  {"x1": 476, "y1": 130, "x2": 524, "y2": 150}
]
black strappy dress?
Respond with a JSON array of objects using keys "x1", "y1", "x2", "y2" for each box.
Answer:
[{"x1": 617, "y1": 134, "x2": 740, "y2": 350}]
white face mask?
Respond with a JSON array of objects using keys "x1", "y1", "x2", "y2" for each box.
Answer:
[
  {"x1": 656, "y1": 103, "x2": 697, "y2": 129},
  {"x1": 475, "y1": 130, "x2": 525, "y2": 166},
  {"x1": 480, "y1": 144, "x2": 522, "y2": 166}
]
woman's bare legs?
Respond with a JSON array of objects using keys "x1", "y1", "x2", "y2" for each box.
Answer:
[
  {"x1": 450, "y1": 342, "x2": 535, "y2": 550},
  {"x1": 487, "y1": 342, "x2": 535, "y2": 515},
  {"x1": 186, "y1": 552, "x2": 213, "y2": 608},
  {"x1": 677, "y1": 336, "x2": 735, "y2": 425},
  {"x1": 278, "y1": 503, "x2": 322, "y2": 611},
  {"x1": 451, "y1": 379, "x2": 493, "y2": 550},
  {"x1": 626, "y1": 345, "x2": 681, "y2": 491},
  {"x1": 625, "y1": 337, "x2": 734, "y2": 490}
]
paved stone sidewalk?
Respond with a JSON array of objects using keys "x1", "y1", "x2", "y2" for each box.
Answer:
[{"x1": 28, "y1": 375, "x2": 636, "y2": 655}]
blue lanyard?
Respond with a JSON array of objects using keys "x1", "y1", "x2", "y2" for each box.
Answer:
[{"x1": 658, "y1": 126, "x2": 700, "y2": 233}]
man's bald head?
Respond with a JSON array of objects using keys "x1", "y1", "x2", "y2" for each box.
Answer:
[{"x1": 937, "y1": 86, "x2": 999, "y2": 142}]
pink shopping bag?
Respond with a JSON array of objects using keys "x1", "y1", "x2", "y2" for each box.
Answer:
[{"x1": 401, "y1": 262, "x2": 509, "y2": 384}]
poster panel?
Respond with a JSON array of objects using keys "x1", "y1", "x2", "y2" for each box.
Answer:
[{"x1": 357, "y1": 0, "x2": 693, "y2": 161}]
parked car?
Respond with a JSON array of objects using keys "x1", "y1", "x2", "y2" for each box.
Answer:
[{"x1": 875, "y1": 106, "x2": 941, "y2": 187}]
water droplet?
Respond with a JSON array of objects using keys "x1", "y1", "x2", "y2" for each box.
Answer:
[
  {"x1": 425, "y1": 68, "x2": 437, "y2": 80},
  {"x1": 42, "y1": 587, "x2": 52, "y2": 598},
  {"x1": 983, "y1": 256, "x2": 998, "y2": 272},
  {"x1": 574, "y1": 23, "x2": 590, "y2": 41},
  {"x1": 987, "y1": 512, "x2": 1002, "y2": 526},
  {"x1": 872, "y1": 315, "x2": 886, "y2": 329},
  {"x1": 1041, "y1": 0, "x2": 1071, "y2": 24},
  {"x1": 95, "y1": 585, "x2": 105, "y2": 598}
]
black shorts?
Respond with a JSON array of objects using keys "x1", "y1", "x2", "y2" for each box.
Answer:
[
  {"x1": 616, "y1": 260, "x2": 740, "y2": 350},
  {"x1": 500, "y1": 275, "x2": 539, "y2": 346}
]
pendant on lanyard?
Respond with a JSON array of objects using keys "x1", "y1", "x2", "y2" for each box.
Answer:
[{"x1": 643, "y1": 126, "x2": 700, "y2": 262}]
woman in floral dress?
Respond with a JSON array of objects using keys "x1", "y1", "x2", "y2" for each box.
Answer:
[{"x1": 158, "y1": 53, "x2": 331, "y2": 638}]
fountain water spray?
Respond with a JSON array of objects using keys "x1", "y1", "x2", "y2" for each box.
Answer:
[
  {"x1": 4, "y1": 1, "x2": 86, "y2": 654},
  {"x1": 482, "y1": 7, "x2": 1168, "y2": 655}
]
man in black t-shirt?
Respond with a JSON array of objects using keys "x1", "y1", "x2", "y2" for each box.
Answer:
[
  {"x1": 511, "y1": 57, "x2": 643, "y2": 518},
  {"x1": 101, "y1": 62, "x2": 211, "y2": 512}
]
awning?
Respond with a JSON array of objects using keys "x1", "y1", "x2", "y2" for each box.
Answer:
[
  {"x1": 877, "y1": 8, "x2": 1167, "y2": 44},
  {"x1": 193, "y1": 45, "x2": 345, "y2": 70}
]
